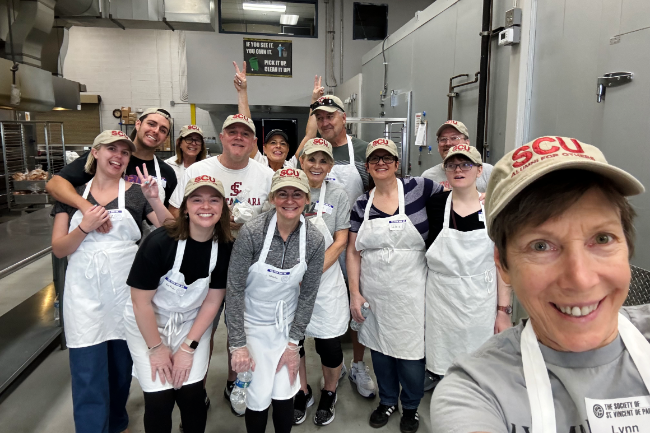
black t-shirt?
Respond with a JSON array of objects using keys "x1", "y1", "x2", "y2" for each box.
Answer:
[
  {"x1": 126, "y1": 227, "x2": 233, "y2": 290},
  {"x1": 425, "y1": 191, "x2": 485, "y2": 248},
  {"x1": 57, "y1": 152, "x2": 177, "y2": 208}
]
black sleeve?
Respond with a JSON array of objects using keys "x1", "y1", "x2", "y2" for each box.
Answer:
[
  {"x1": 126, "y1": 228, "x2": 176, "y2": 290},
  {"x1": 210, "y1": 242, "x2": 233, "y2": 289},
  {"x1": 159, "y1": 159, "x2": 177, "y2": 208},
  {"x1": 425, "y1": 191, "x2": 450, "y2": 248},
  {"x1": 56, "y1": 152, "x2": 93, "y2": 187}
]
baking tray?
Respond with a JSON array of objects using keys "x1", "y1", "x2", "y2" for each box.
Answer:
[
  {"x1": 13, "y1": 193, "x2": 54, "y2": 204},
  {"x1": 13, "y1": 180, "x2": 48, "y2": 192}
]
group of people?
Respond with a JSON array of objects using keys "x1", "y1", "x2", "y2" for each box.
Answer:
[{"x1": 47, "y1": 61, "x2": 649, "y2": 433}]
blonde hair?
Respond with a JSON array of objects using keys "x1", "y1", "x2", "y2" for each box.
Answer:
[{"x1": 84, "y1": 143, "x2": 131, "y2": 175}]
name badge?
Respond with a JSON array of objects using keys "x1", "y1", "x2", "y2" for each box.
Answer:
[
  {"x1": 478, "y1": 210, "x2": 485, "y2": 222},
  {"x1": 266, "y1": 268, "x2": 291, "y2": 283},
  {"x1": 108, "y1": 209, "x2": 124, "y2": 221},
  {"x1": 316, "y1": 201, "x2": 334, "y2": 215},
  {"x1": 389, "y1": 218, "x2": 406, "y2": 231},
  {"x1": 585, "y1": 395, "x2": 650, "y2": 433},
  {"x1": 163, "y1": 276, "x2": 188, "y2": 296},
  {"x1": 325, "y1": 175, "x2": 337, "y2": 182},
  {"x1": 152, "y1": 176, "x2": 167, "y2": 189}
]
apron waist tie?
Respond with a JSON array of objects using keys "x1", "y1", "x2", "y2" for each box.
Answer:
[
  {"x1": 84, "y1": 250, "x2": 116, "y2": 294},
  {"x1": 163, "y1": 311, "x2": 184, "y2": 348}
]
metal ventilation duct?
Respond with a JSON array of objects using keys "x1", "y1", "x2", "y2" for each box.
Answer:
[{"x1": 6, "y1": 0, "x2": 56, "y2": 68}]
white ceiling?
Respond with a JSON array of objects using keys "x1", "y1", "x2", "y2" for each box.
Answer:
[{"x1": 220, "y1": 0, "x2": 316, "y2": 24}]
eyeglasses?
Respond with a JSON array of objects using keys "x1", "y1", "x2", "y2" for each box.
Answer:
[
  {"x1": 444, "y1": 162, "x2": 475, "y2": 172},
  {"x1": 275, "y1": 191, "x2": 307, "y2": 200},
  {"x1": 310, "y1": 98, "x2": 345, "y2": 112},
  {"x1": 183, "y1": 137, "x2": 202, "y2": 145},
  {"x1": 437, "y1": 136, "x2": 464, "y2": 144},
  {"x1": 368, "y1": 155, "x2": 397, "y2": 165}
]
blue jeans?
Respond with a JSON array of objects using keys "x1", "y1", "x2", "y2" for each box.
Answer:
[
  {"x1": 69, "y1": 340, "x2": 133, "y2": 433},
  {"x1": 370, "y1": 350, "x2": 425, "y2": 410}
]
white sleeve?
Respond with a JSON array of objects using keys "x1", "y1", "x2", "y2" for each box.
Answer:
[
  {"x1": 169, "y1": 168, "x2": 190, "y2": 208},
  {"x1": 286, "y1": 155, "x2": 298, "y2": 169},
  {"x1": 253, "y1": 151, "x2": 266, "y2": 165}
]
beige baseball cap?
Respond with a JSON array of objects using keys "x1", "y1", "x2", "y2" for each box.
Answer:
[
  {"x1": 301, "y1": 138, "x2": 334, "y2": 160},
  {"x1": 222, "y1": 114, "x2": 256, "y2": 135},
  {"x1": 436, "y1": 120, "x2": 469, "y2": 138},
  {"x1": 310, "y1": 95, "x2": 345, "y2": 114},
  {"x1": 184, "y1": 174, "x2": 226, "y2": 198},
  {"x1": 366, "y1": 138, "x2": 399, "y2": 159},
  {"x1": 485, "y1": 136, "x2": 644, "y2": 234},
  {"x1": 92, "y1": 130, "x2": 136, "y2": 152},
  {"x1": 271, "y1": 168, "x2": 310, "y2": 194},
  {"x1": 140, "y1": 108, "x2": 174, "y2": 132},
  {"x1": 443, "y1": 143, "x2": 482, "y2": 165},
  {"x1": 179, "y1": 124, "x2": 204, "y2": 138}
]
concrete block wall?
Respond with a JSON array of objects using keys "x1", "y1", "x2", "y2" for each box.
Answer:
[{"x1": 62, "y1": 27, "x2": 217, "y2": 141}]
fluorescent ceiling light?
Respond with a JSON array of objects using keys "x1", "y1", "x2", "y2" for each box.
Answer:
[
  {"x1": 280, "y1": 14, "x2": 299, "y2": 25},
  {"x1": 242, "y1": 2, "x2": 286, "y2": 12}
]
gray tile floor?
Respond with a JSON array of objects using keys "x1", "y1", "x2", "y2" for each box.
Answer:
[{"x1": 0, "y1": 267, "x2": 433, "y2": 433}]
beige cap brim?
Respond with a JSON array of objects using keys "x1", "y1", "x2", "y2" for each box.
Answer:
[
  {"x1": 366, "y1": 145, "x2": 399, "y2": 159},
  {"x1": 271, "y1": 178, "x2": 310, "y2": 194},
  {"x1": 311, "y1": 106, "x2": 339, "y2": 114},
  {"x1": 436, "y1": 124, "x2": 463, "y2": 137},
  {"x1": 101, "y1": 138, "x2": 136, "y2": 152},
  {"x1": 185, "y1": 182, "x2": 226, "y2": 198}
]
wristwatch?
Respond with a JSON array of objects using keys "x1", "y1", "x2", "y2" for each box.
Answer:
[
  {"x1": 497, "y1": 305, "x2": 513, "y2": 315},
  {"x1": 184, "y1": 338, "x2": 199, "y2": 350}
]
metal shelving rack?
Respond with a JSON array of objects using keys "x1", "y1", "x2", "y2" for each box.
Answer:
[{"x1": 0, "y1": 121, "x2": 66, "y2": 210}]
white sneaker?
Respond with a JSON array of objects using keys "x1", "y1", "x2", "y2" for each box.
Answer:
[
  {"x1": 320, "y1": 361, "x2": 348, "y2": 390},
  {"x1": 348, "y1": 361, "x2": 376, "y2": 398}
]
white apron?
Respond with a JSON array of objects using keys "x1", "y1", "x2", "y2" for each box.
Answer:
[
  {"x1": 141, "y1": 156, "x2": 166, "y2": 239},
  {"x1": 327, "y1": 135, "x2": 365, "y2": 208},
  {"x1": 64, "y1": 178, "x2": 141, "y2": 348},
  {"x1": 305, "y1": 182, "x2": 350, "y2": 339},
  {"x1": 124, "y1": 238, "x2": 219, "y2": 392},
  {"x1": 425, "y1": 192, "x2": 496, "y2": 375},
  {"x1": 244, "y1": 213, "x2": 307, "y2": 410},
  {"x1": 354, "y1": 180, "x2": 427, "y2": 360},
  {"x1": 521, "y1": 314, "x2": 650, "y2": 433}
]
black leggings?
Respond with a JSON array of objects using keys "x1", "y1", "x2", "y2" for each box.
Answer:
[
  {"x1": 142, "y1": 381, "x2": 206, "y2": 433},
  {"x1": 245, "y1": 398, "x2": 293, "y2": 433},
  {"x1": 298, "y1": 337, "x2": 343, "y2": 368}
]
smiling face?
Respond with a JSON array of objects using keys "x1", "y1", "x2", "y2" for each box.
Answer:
[
  {"x1": 315, "y1": 110, "x2": 346, "y2": 143},
  {"x1": 92, "y1": 141, "x2": 131, "y2": 177},
  {"x1": 271, "y1": 186, "x2": 308, "y2": 222},
  {"x1": 444, "y1": 155, "x2": 483, "y2": 189},
  {"x1": 220, "y1": 123, "x2": 256, "y2": 163},
  {"x1": 180, "y1": 133, "x2": 204, "y2": 159},
  {"x1": 263, "y1": 134, "x2": 289, "y2": 164},
  {"x1": 300, "y1": 151, "x2": 334, "y2": 186},
  {"x1": 437, "y1": 126, "x2": 469, "y2": 159},
  {"x1": 134, "y1": 113, "x2": 170, "y2": 150},
  {"x1": 185, "y1": 186, "x2": 224, "y2": 230},
  {"x1": 496, "y1": 188, "x2": 631, "y2": 353},
  {"x1": 366, "y1": 149, "x2": 399, "y2": 182}
]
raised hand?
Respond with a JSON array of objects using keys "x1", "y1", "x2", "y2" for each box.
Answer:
[
  {"x1": 136, "y1": 164, "x2": 160, "y2": 201},
  {"x1": 311, "y1": 75, "x2": 324, "y2": 103},
  {"x1": 233, "y1": 61, "x2": 248, "y2": 91}
]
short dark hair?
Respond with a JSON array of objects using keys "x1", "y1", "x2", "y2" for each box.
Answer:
[{"x1": 491, "y1": 169, "x2": 637, "y2": 269}]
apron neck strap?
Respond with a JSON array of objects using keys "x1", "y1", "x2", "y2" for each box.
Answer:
[
  {"x1": 82, "y1": 178, "x2": 126, "y2": 209},
  {"x1": 618, "y1": 312, "x2": 650, "y2": 386},
  {"x1": 346, "y1": 135, "x2": 355, "y2": 164},
  {"x1": 363, "y1": 179, "x2": 405, "y2": 219},
  {"x1": 172, "y1": 239, "x2": 187, "y2": 272},
  {"x1": 153, "y1": 155, "x2": 161, "y2": 179},
  {"x1": 259, "y1": 213, "x2": 307, "y2": 264},
  {"x1": 316, "y1": 182, "x2": 327, "y2": 218},
  {"x1": 299, "y1": 214, "x2": 306, "y2": 262},
  {"x1": 444, "y1": 190, "x2": 483, "y2": 229}
]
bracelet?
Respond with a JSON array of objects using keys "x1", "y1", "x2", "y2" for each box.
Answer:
[
  {"x1": 147, "y1": 340, "x2": 163, "y2": 353},
  {"x1": 180, "y1": 346, "x2": 195, "y2": 355},
  {"x1": 78, "y1": 225, "x2": 89, "y2": 234}
]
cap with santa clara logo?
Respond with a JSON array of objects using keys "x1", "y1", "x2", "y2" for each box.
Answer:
[
  {"x1": 93, "y1": 130, "x2": 136, "y2": 152},
  {"x1": 366, "y1": 138, "x2": 399, "y2": 159},
  {"x1": 271, "y1": 168, "x2": 310, "y2": 194},
  {"x1": 222, "y1": 114, "x2": 256, "y2": 135},
  {"x1": 179, "y1": 124, "x2": 204, "y2": 139},
  {"x1": 436, "y1": 120, "x2": 469, "y2": 138},
  {"x1": 484, "y1": 136, "x2": 644, "y2": 235},
  {"x1": 184, "y1": 174, "x2": 226, "y2": 198},
  {"x1": 301, "y1": 138, "x2": 334, "y2": 160},
  {"x1": 443, "y1": 144, "x2": 483, "y2": 165}
]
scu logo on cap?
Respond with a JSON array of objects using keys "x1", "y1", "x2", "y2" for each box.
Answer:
[
  {"x1": 232, "y1": 114, "x2": 251, "y2": 122},
  {"x1": 445, "y1": 120, "x2": 459, "y2": 126},
  {"x1": 316, "y1": 96, "x2": 329, "y2": 104},
  {"x1": 280, "y1": 169, "x2": 300, "y2": 178},
  {"x1": 111, "y1": 130, "x2": 127, "y2": 137},
  {"x1": 313, "y1": 138, "x2": 328, "y2": 146},
  {"x1": 511, "y1": 137, "x2": 587, "y2": 168},
  {"x1": 371, "y1": 138, "x2": 389, "y2": 146},
  {"x1": 187, "y1": 125, "x2": 200, "y2": 130},
  {"x1": 452, "y1": 144, "x2": 471, "y2": 152},
  {"x1": 194, "y1": 175, "x2": 216, "y2": 183}
]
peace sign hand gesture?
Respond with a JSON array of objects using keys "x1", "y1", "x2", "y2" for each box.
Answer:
[
  {"x1": 311, "y1": 75, "x2": 324, "y2": 103},
  {"x1": 136, "y1": 164, "x2": 160, "y2": 202},
  {"x1": 233, "y1": 61, "x2": 247, "y2": 91}
]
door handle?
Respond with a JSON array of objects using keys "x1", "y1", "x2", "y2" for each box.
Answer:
[{"x1": 597, "y1": 72, "x2": 633, "y2": 103}]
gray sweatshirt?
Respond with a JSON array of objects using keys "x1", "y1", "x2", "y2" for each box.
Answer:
[{"x1": 226, "y1": 209, "x2": 326, "y2": 347}]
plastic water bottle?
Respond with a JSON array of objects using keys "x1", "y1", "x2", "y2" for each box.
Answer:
[
  {"x1": 350, "y1": 302, "x2": 370, "y2": 331},
  {"x1": 53, "y1": 295, "x2": 60, "y2": 325},
  {"x1": 230, "y1": 370, "x2": 252, "y2": 415}
]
